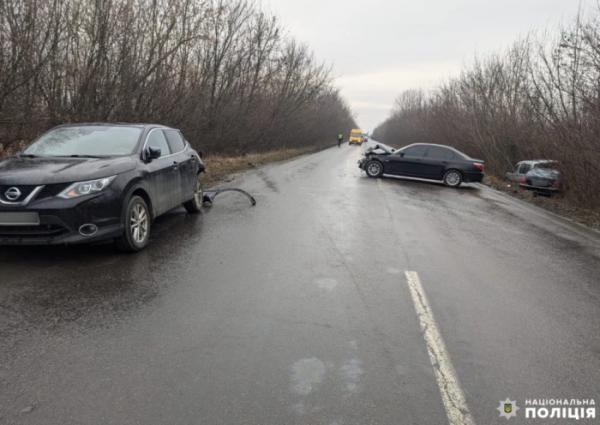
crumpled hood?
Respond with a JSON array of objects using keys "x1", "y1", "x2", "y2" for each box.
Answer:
[{"x1": 0, "y1": 156, "x2": 137, "y2": 185}]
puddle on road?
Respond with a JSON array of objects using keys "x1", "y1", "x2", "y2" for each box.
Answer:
[
  {"x1": 290, "y1": 357, "x2": 327, "y2": 395},
  {"x1": 339, "y1": 358, "x2": 363, "y2": 393},
  {"x1": 386, "y1": 267, "x2": 402, "y2": 275},
  {"x1": 314, "y1": 277, "x2": 339, "y2": 291}
]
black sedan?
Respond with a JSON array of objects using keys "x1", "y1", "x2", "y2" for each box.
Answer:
[
  {"x1": 0, "y1": 123, "x2": 204, "y2": 251},
  {"x1": 358, "y1": 142, "x2": 484, "y2": 187}
]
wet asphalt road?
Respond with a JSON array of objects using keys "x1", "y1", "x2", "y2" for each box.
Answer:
[{"x1": 1, "y1": 144, "x2": 600, "y2": 425}]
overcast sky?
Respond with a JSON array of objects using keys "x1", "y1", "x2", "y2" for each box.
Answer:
[{"x1": 264, "y1": 0, "x2": 588, "y2": 132}]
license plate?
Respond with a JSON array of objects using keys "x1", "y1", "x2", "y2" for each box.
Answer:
[{"x1": 0, "y1": 212, "x2": 40, "y2": 226}]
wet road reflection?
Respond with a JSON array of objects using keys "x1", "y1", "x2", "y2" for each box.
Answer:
[{"x1": 0, "y1": 209, "x2": 204, "y2": 348}]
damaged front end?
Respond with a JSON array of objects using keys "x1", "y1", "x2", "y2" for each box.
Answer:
[{"x1": 358, "y1": 144, "x2": 394, "y2": 170}]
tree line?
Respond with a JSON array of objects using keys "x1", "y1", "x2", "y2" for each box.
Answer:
[
  {"x1": 0, "y1": 0, "x2": 355, "y2": 157},
  {"x1": 373, "y1": 8, "x2": 600, "y2": 208}
]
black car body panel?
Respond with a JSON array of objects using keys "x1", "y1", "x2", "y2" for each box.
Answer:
[
  {"x1": 358, "y1": 142, "x2": 484, "y2": 183},
  {"x1": 0, "y1": 123, "x2": 204, "y2": 245}
]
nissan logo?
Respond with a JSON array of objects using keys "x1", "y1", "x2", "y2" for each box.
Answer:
[{"x1": 4, "y1": 187, "x2": 22, "y2": 201}]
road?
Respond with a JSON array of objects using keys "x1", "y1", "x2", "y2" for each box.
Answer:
[{"x1": 1, "y1": 144, "x2": 600, "y2": 425}]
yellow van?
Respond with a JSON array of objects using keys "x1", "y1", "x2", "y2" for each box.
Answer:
[{"x1": 349, "y1": 129, "x2": 364, "y2": 145}]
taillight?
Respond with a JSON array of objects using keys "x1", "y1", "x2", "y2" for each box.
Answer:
[
  {"x1": 552, "y1": 179, "x2": 560, "y2": 189},
  {"x1": 519, "y1": 176, "x2": 526, "y2": 184},
  {"x1": 473, "y1": 162, "x2": 484, "y2": 172}
]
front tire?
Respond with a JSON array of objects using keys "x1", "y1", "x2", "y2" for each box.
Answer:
[
  {"x1": 116, "y1": 196, "x2": 151, "y2": 252},
  {"x1": 365, "y1": 160, "x2": 384, "y2": 178},
  {"x1": 443, "y1": 169, "x2": 463, "y2": 187},
  {"x1": 183, "y1": 174, "x2": 204, "y2": 213}
]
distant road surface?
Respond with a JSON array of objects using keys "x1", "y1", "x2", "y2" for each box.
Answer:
[{"x1": 1, "y1": 144, "x2": 600, "y2": 424}]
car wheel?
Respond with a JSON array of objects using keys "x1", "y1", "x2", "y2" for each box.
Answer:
[
  {"x1": 116, "y1": 195, "x2": 151, "y2": 252},
  {"x1": 365, "y1": 160, "x2": 384, "y2": 178},
  {"x1": 443, "y1": 169, "x2": 463, "y2": 187},
  {"x1": 183, "y1": 174, "x2": 204, "y2": 213}
]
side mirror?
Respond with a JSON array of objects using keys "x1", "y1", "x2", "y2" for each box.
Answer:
[
  {"x1": 146, "y1": 147, "x2": 161, "y2": 161},
  {"x1": 374, "y1": 144, "x2": 380, "y2": 149},
  {"x1": 400, "y1": 152, "x2": 405, "y2": 157}
]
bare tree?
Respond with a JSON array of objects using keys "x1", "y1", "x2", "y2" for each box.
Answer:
[{"x1": 0, "y1": 0, "x2": 355, "y2": 157}]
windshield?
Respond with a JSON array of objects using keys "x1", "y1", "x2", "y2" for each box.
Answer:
[{"x1": 24, "y1": 126, "x2": 142, "y2": 157}]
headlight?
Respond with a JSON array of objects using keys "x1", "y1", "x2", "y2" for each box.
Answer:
[{"x1": 58, "y1": 176, "x2": 116, "y2": 199}]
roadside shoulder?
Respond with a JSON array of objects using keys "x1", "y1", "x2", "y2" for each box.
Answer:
[{"x1": 476, "y1": 183, "x2": 600, "y2": 243}]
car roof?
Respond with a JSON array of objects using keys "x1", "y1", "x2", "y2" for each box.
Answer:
[
  {"x1": 52, "y1": 122, "x2": 175, "y2": 131},
  {"x1": 517, "y1": 159, "x2": 558, "y2": 165}
]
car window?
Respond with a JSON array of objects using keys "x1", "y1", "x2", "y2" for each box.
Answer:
[
  {"x1": 535, "y1": 162, "x2": 557, "y2": 170},
  {"x1": 426, "y1": 146, "x2": 455, "y2": 160},
  {"x1": 146, "y1": 130, "x2": 171, "y2": 157},
  {"x1": 401, "y1": 145, "x2": 428, "y2": 157},
  {"x1": 518, "y1": 163, "x2": 531, "y2": 174},
  {"x1": 164, "y1": 130, "x2": 186, "y2": 153}
]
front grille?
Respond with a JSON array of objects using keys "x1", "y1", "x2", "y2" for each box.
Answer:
[
  {"x1": 0, "y1": 224, "x2": 68, "y2": 238},
  {"x1": 0, "y1": 185, "x2": 37, "y2": 203},
  {"x1": 0, "y1": 183, "x2": 70, "y2": 203}
]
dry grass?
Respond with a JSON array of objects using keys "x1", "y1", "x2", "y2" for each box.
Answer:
[
  {"x1": 202, "y1": 147, "x2": 315, "y2": 186},
  {"x1": 484, "y1": 175, "x2": 600, "y2": 231}
]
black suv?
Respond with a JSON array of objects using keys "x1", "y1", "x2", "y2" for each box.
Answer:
[{"x1": 0, "y1": 123, "x2": 204, "y2": 251}]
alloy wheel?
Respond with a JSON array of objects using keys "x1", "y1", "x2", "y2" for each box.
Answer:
[
  {"x1": 367, "y1": 162, "x2": 382, "y2": 177},
  {"x1": 445, "y1": 171, "x2": 461, "y2": 186},
  {"x1": 130, "y1": 203, "x2": 149, "y2": 244}
]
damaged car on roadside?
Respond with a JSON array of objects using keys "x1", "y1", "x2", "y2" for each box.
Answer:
[
  {"x1": 0, "y1": 123, "x2": 204, "y2": 251},
  {"x1": 359, "y1": 142, "x2": 485, "y2": 187}
]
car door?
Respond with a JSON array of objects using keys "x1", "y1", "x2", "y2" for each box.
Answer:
[
  {"x1": 164, "y1": 129, "x2": 196, "y2": 202},
  {"x1": 388, "y1": 145, "x2": 429, "y2": 176},
  {"x1": 422, "y1": 146, "x2": 455, "y2": 179},
  {"x1": 143, "y1": 129, "x2": 180, "y2": 215}
]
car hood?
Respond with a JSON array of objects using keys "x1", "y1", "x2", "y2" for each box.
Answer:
[
  {"x1": 365, "y1": 144, "x2": 395, "y2": 155},
  {"x1": 0, "y1": 156, "x2": 137, "y2": 185}
]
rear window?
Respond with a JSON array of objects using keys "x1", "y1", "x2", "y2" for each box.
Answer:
[{"x1": 535, "y1": 162, "x2": 558, "y2": 169}]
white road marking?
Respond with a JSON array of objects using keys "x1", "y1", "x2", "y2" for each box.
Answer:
[{"x1": 405, "y1": 271, "x2": 476, "y2": 425}]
